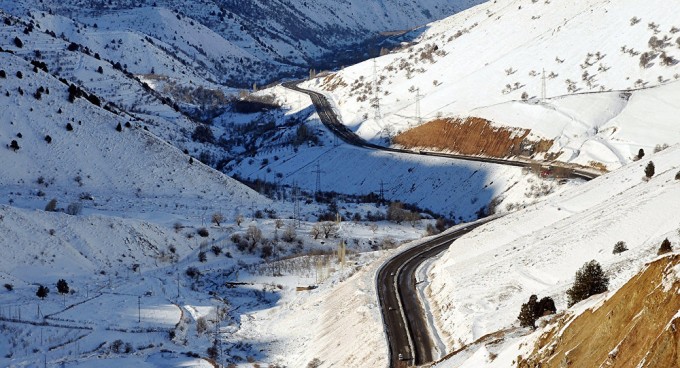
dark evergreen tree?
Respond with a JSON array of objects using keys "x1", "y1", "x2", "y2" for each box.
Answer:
[
  {"x1": 13, "y1": 36, "x2": 23, "y2": 48},
  {"x1": 536, "y1": 297, "x2": 557, "y2": 316},
  {"x1": 191, "y1": 125, "x2": 215, "y2": 144},
  {"x1": 66, "y1": 123, "x2": 73, "y2": 131},
  {"x1": 518, "y1": 295, "x2": 538, "y2": 329},
  {"x1": 658, "y1": 238, "x2": 673, "y2": 255},
  {"x1": 44, "y1": 135, "x2": 52, "y2": 144},
  {"x1": 566, "y1": 260, "x2": 609, "y2": 307},
  {"x1": 613, "y1": 241, "x2": 628, "y2": 254},
  {"x1": 56, "y1": 279, "x2": 69, "y2": 294},
  {"x1": 116, "y1": 122, "x2": 122, "y2": 132},
  {"x1": 645, "y1": 161, "x2": 655, "y2": 178},
  {"x1": 36, "y1": 285, "x2": 49, "y2": 299},
  {"x1": 637, "y1": 148, "x2": 645, "y2": 159},
  {"x1": 9, "y1": 140, "x2": 20, "y2": 151}
]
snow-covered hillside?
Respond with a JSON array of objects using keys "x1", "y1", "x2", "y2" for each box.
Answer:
[
  {"x1": 1, "y1": 0, "x2": 486, "y2": 86},
  {"x1": 0, "y1": 51, "x2": 266, "y2": 220},
  {"x1": 425, "y1": 144, "x2": 680, "y2": 364},
  {"x1": 309, "y1": 0, "x2": 680, "y2": 169},
  {"x1": 227, "y1": 85, "x2": 580, "y2": 219}
]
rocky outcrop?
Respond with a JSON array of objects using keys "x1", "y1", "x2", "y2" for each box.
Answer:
[
  {"x1": 519, "y1": 254, "x2": 680, "y2": 368},
  {"x1": 392, "y1": 117, "x2": 553, "y2": 158}
]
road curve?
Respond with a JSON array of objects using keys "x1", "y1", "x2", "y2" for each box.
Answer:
[
  {"x1": 281, "y1": 80, "x2": 600, "y2": 181},
  {"x1": 282, "y1": 80, "x2": 600, "y2": 367}
]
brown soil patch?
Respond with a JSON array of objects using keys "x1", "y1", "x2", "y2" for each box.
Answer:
[
  {"x1": 519, "y1": 254, "x2": 680, "y2": 368},
  {"x1": 393, "y1": 117, "x2": 553, "y2": 158}
]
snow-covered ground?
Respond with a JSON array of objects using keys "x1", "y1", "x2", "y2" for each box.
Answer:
[
  {"x1": 231, "y1": 85, "x2": 579, "y2": 219},
  {"x1": 425, "y1": 144, "x2": 680, "y2": 366},
  {"x1": 309, "y1": 0, "x2": 680, "y2": 170},
  {"x1": 1, "y1": 0, "x2": 679, "y2": 367}
]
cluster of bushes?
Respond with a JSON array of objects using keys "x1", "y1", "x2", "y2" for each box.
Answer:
[
  {"x1": 35, "y1": 279, "x2": 70, "y2": 299},
  {"x1": 517, "y1": 295, "x2": 556, "y2": 329},
  {"x1": 520, "y1": 237, "x2": 676, "y2": 329},
  {"x1": 231, "y1": 94, "x2": 280, "y2": 113},
  {"x1": 68, "y1": 83, "x2": 101, "y2": 106},
  {"x1": 386, "y1": 202, "x2": 421, "y2": 225},
  {"x1": 44, "y1": 198, "x2": 83, "y2": 215}
]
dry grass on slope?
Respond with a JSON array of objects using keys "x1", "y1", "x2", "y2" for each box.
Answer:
[
  {"x1": 519, "y1": 254, "x2": 680, "y2": 368},
  {"x1": 392, "y1": 117, "x2": 553, "y2": 158}
]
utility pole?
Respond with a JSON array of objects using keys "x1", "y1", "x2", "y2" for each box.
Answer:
[
  {"x1": 137, "y1": 296, "x2": 141, "y2": 323},
  {"x1": 372, "y1": 59, "x2": 382, "y2": 121}
]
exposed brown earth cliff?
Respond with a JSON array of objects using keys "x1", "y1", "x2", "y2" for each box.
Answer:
[
  {"x1": 393, "y1": 117, "x2": 553, "y2": 158},
  {"x1": 519, "y1": 254, "x2": 680, "y2": 368}
]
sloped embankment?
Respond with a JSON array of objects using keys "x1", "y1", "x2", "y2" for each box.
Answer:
[
  {"x1": 520, "y1": 254, "x2": 680, "y2": 368},
  {"x1": 392, "y1": 117, "x2": 553, "y2": 158}
]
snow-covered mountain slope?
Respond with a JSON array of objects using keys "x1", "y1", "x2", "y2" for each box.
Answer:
[
  {"x1": 424, "y1": 144, "x2": 680, "y2": 364},
  {"x1": 0, "y1": 51, "x2": 267, "y2": 220},
  {"x1": 309, "y1": 0, "x2": 680, "y2": 170},
  {"x1": 228, "y1": 85, "x2": 579, "y2": 219},
  {"x1": 1, "y1": 0, "x2": 486, "y2": 86}
]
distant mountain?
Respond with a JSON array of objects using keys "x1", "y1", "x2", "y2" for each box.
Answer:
[{"x1": 0, "y1": 0, "x2": 485, "y2": 86}]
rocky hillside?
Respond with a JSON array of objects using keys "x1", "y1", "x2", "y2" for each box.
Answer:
[{"x1": 519, "y1": 254, "x2": 680, "y2": 368}]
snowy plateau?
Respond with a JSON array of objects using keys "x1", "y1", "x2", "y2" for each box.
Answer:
[{"x1": 0, "y1": 0, "x2": 678, "y2": 367}]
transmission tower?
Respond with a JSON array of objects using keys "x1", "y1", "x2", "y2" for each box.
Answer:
[
  {"x1": 312, "y1": 161, "x2": 324, "y2": 196},
  {"x1": 372, "y1": 59, "x2": 382, "y2": 121},
  {"x1": 541, "y1": 68, "x2": 547, "y2": 102},
  {"x1": 293, "y1": 182, "x2": 301, "y2": 227},
  {"x1": 379, "y1": 180, "x2": 385, "y2": 203},
  {"x1": 415, "y1": 88, "x2": 422, "y2": 126}
]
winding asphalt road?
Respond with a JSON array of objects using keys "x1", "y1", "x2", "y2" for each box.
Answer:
[{"x1": 282, "y1": 80, "x2": 600, "y2": 367}]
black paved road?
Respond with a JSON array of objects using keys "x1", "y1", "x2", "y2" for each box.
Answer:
[{"x1": 282, "y1": 80, "x2": 600, "y2": 366}]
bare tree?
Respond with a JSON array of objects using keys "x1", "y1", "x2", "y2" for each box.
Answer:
[
  {"x1": 212, "y1": 212, "x2": 224, "y2": 227},
  {"x1": 246, "y1": 225, "x2": 263, "y2": 246},
  {"x1": 235, "y1": 214, "x2": 244, "y2": 226},
  {"x1": 320, "y1": 222, "x2": 338, "y2": 239},
  {"x1": 282, "y1": 224, "x2": 297, "y2": 243}
]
